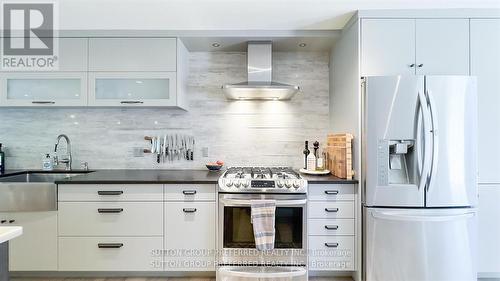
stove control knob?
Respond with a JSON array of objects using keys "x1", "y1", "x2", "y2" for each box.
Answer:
[
  {"x1": 242, "y1": 181, "x2": 249, "y2": 188},
  {"x1": 277, "y1": 181, "x2": 284, "y2": 188},
  {"x1": 225, "y1": 180, "x2": 233, "y2": 187},
  {"x1": 234, "y1": 181, "x2": 241, "y2": 188},
  {"x1": 293, "y1": 180, "x2": 300, "y2": 189},
  {"x1": 285, "y1": 181, "x2": 292, "y2": 188}
]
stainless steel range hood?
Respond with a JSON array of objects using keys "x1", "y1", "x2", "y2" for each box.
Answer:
[{"x1": 222, "y1": 42, "x2": 300, "y2": 100}]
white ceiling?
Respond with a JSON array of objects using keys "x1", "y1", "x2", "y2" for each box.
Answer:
[{"x1": 58, "y1": 0, "x2": 500, "y2": 31}]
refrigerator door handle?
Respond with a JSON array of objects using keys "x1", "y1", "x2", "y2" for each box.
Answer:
[
  {"x1": 426, "y1": 89, "x2": 439, "y2": 191},
  {"x1": 371, "y1": 211, "x2": 475, "y2": 222},
  {"x1": 416, "y1": 100, "x2": 423, "y2": 175},
  {"x1": 417, "y1": 90, "x2": 432, "y2": 191}
]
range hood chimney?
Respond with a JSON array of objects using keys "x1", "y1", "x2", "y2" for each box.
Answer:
[{"x1": 222, "y1": 41, "x2": 300, "y2": 100}]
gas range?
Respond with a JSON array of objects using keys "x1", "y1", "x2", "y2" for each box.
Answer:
[{"x1": 218, "y1": 166, "x2": 307, "y2": 193}]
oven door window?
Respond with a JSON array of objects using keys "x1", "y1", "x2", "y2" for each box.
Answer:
[{"x1": 223, "y1": 206, "x2": 303, "y2": 249}]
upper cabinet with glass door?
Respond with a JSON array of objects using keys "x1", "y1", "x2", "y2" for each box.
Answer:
[
  {"x1": 88, "y1": 38, "x2": 188, "y2": 108},
  {"x1": 0, "y1": 38, "x2": 88, "y2": 107}
]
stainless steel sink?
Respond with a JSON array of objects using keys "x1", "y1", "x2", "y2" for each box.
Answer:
[
  {"x1": 0, "y1": 172, "x2": 87, "y2": 183},
  {"x1": 0, "y1": 171, "x2": 93, "y2": 212}
]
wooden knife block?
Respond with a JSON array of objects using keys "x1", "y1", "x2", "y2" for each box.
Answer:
[{"x1": 326, "y1": 133, "x2": 354, "y2": 180}]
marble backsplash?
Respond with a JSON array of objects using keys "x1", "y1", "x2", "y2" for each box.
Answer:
[{"x1": 0, "y1": 52, "x2": 330, "y2": 170}]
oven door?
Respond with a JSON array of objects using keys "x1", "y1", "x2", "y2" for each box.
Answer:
[{"x1": 218, "y1": 193, "x2": 307, "y2": 266}]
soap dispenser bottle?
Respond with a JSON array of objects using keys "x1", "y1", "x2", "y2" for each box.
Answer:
[{"x1": 42, "y1": 154, "x2": 53, "y2": 171}]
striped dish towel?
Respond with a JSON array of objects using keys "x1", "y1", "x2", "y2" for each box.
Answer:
[{"x1": 251, "y1": 200, "x2": 276, "y2": 251}]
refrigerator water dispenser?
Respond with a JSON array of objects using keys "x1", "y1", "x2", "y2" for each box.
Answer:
[{"x1": 378, "y1": 139, "x2": 416, "y2": 185}]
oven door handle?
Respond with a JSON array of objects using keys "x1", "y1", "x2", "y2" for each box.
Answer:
[{"x1": 219, "y1": 198, "x2": 307, "y2": 206}]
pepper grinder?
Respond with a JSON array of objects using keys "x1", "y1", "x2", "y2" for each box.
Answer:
[
  {"x1": 303, "y1": 141, "x2": 310, "y2": 169},
  {"x1": 313, "y1": 141, "x2": 320, "y2": 169}
]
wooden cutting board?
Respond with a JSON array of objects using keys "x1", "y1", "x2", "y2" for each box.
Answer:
[{"x1": 326, "y1": 133, "x2": 354, "y2": 180}]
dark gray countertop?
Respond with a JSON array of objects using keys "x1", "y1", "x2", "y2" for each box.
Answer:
[
  {"x1": 55, "y1": 169, "x2": 224, "y2": 184},
  {"x1": 0, "y1": 169, "x2": 357, "y2": 184}
]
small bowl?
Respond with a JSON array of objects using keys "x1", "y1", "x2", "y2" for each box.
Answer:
[{"x1": 206, "y1": 164, "x2": 223, "y2": 171}]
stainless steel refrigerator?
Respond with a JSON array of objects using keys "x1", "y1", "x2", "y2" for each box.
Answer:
[{"x1": 362, "y1": 76, "x2": 478, "y2": 281}]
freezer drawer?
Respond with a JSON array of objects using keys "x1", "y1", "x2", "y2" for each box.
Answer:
[{"x1": 364, "y1": 207, "x2": 477, "y2": 281}]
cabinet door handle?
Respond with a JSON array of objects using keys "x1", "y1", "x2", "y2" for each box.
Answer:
[
  {"x1": 182, "y1": 190, "x2": 197, "y2": 195},
  {"x1": 183, "y1": 208, "x2": 197, "y2": 213},
  {"x1": 409, "y1": 64, "x2": 415, "y2": 68},
  {"x1": 98, "y1": 208, "x2": 123, "y2": 213},
  {"x1": 8, "y1": 220, "x2": 15, "y2": 223},
  {"x1": 120, "y1": 100, "x2": 144, "y2": 104},
  {"x1": 32, "y1": 101, "x2": 55, "y2": 104},
  {"x1": 324, "y1": 190, "x2": 339, "y2": 195},
  {"x1": 324, "y1": 242, "x2": 339, "y2": 248},
  {"x1": 418, "y1": 64, "x2": 424, "y2": 68},
  {"x1": 1, "y1": 220, "x2": 6, "y2": 224},
  {"x1": 325, "y1": 208, "x2": 339, "y2": 213},
  {"x1": 98, "y1": 243, "x2": 124, "y2": 249},
  {"x1": 325, "y1": 225, "x2": 339, "y2": 230},
  {"x1": 98, "y1": 190, "x2": 124, "y2": 196}
]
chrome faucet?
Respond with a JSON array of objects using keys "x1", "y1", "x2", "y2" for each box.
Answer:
[{"x1": 54, "y1": 134, "x2": 72, "y2": 170}]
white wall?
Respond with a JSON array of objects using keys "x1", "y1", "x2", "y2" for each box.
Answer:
[{"x1": 0, "y1": 52, "x2": 330, "y2": 170}]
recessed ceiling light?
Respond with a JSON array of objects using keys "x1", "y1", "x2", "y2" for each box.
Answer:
[
  {"x1": 212, "y1": 42, "x2": 221, "y2": 48},
  {"x1": 299, "y1": 43, "x2": 307, "y2": 47}
]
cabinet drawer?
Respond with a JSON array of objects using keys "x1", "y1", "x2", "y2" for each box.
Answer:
[
  {"x1": 164, "y1": 202, "x2": 216, "y2": 271},
  {"x1": 308, "y1": 202, "x2": 355, "y2": 219},
  {"x1": 308, "y1": 219, "x2": 355, "y2": 236},
  {"x1": 308, "y1": 184, "x2": 355, "y2": 201},
  {"x1": 58, "y1": 184, "x2": 163, "y2": 201},
  {"x1": 58, "y1": 202, "x2": 163, "y2": 236},
  {"x1": 58, "y1": 236, "x2": 163, "y2": 271},
  {"x1": 165, "y1": 184, "x2": 215, "y2": 201},
  {"x1": 308, "y1": 236, "x2": 355, "y2": 271}
]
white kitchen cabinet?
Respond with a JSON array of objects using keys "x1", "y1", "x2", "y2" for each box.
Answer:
[
  {"x1": 471, "y1": 19, "x2": 500, "y2": 184},
  {"x1": 0, "y1": 212, "x2": 57, "y2": 271},
  {"x1": 361, "y1": 19, "x2": 416, "y2": 76},
  {"x1": 308, "y1": 236, "x2": 355, "y2": 271},
  {"x1": 478, "y1": 185, "x2": 500, "y2": 275},
  {"x1": 0, "y1": 72, "x2": 87, "y2": 106},
  {"x1": 361, "y1": 18, "x2": 469, "y2": 76},
  {"x1": 59, "y1": 236, "x2": 163, "y2": 271},
  {"x1": 58, "y1": 184, "x2": 164, "y2": 202},
  {"x1": 56, "y1": 38, "x2": 88, "y2": 71},
  {"x1": 58, "y1": 202, "x2": 163, "y2": 236},
  {"x1": 88, "y1": 72, "x2": 177, "y2": 106},
  {"x1": 164, "y1": 201, "x2": 216, "y2": 271},
  {"x1": 415, "y1": 19, "x2": 469, "y2": 75},
  {"x1": 164, "y1": 184, "x2": 216, "y2": 201},
  {"x1": 88, "y1": 38, "x2": 177, "y2": 72}
]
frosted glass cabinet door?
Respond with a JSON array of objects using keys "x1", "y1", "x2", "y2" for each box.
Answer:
[
  {"x1": 0, "y1": 72, "x2": 87, "y2": 106},
  {"x1": 89, "y1": 72, "x2": 177, "y2": 106}
]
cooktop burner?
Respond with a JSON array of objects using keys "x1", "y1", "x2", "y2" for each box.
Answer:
[{"x1": 219, "y1": 166, "x2": 307, "y2": 193}]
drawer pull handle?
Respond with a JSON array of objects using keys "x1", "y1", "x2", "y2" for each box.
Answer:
[
  {"x1": 32, "y1": 101, "x2": 55, "y2": 104},
  {"x1": 98, "y1": 191, "x2": 124, "y2": 196},
  {"x1": 324, "y1": 242, "x2": 339, "y2": 248},
  {"x1": 325, "y1": 225, "x2": 339, "y2": 230},
  {"x1": 98, "y1": 208, "x2": 123, "y2": 213},
  {"x1": 120, "y1": 100, "x2": 144, "y2": 104},
  {"x1": 1, "y1": 220, "x2": 6, "y2": 224},
  {"x1": 325, "y1": 208, "x2": 339, "y2": 213},
  {"x1": 324, "y1": 190, "x2": 339, "y2": 195},
  {"x1": 183, "y1": 208, "x2": 197, "y2": 213},
  {"x1": 8, "y1": 220, "x2": 15, "y2": 223},
  {"x1": 182, "y1": 190, "x2": 197, "y2": 195},
  {"x1": 98, "y1": 243, "x2": 124, "y2": 249}
]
